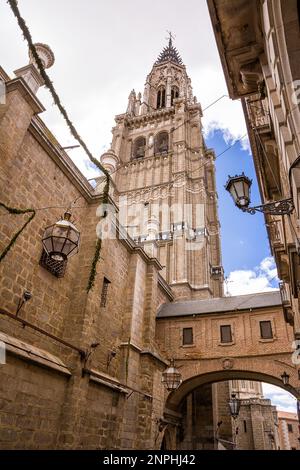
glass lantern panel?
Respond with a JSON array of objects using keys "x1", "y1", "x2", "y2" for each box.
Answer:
[
  {"x1": 61, "y1": 238, "x2": 73, "y2": 255},
  {"x1": 69, "y1": 229, "x2": 80, "y2": 243},
  {"x1": 52, "y1": 224, "x2": 69, "y2": 238},
  {"x1": 52, "y1": 236, "x2": 65, "y2": 254},
  {"x1": 43, "y1": 226, "x2": 55, "y2": 238},
  {"x1": 242, "y1": 179, "x2": 250, "y2": 199},
  {"x1": 42, "y1": 236, "x2": 53, "y2": 254},
  {"x1": 62, "y1": 239, "x2": 78, "y2": 256},
  {"x1": 233, "y1": 180, "x2": 245, "y2": 200}
]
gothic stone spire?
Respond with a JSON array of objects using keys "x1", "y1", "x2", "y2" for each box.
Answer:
[{"x1": 155, "y1": 34, "x2": 183, "y2": 66}]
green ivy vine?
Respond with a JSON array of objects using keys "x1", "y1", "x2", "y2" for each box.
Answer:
[{"x1": 0, "y1": 202, "x2": 36, "y2": 263}]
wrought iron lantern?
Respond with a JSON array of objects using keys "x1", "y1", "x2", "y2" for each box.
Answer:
[
  {"x1": 42, "y1": 210, "x2": 80, "y2": 262},
  {"x1": 225, "y1": 173, "x2": 252, "y2": 209},
  {"x1": 281, "y1": 371, "x2": 290, "y2": 386},
  {"x1": 162, "y1": 359, "x2": 182, "y2": 391},
  {"x1": 228, "y1": 393, "x2": 241, "y2": 419},
  {"x1": 225, "y1": 173, "x2": 294, "y2": 215}
]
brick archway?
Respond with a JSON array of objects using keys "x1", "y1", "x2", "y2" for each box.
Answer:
[
  {"x1": 161, "y1": 358, "x2": 299, "y2": 450},
  {"x1": 165, "y1": 356, "x2": 300, "y2": 412}
]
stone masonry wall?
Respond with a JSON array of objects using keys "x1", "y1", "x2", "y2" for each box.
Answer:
[{"x1": 0, "y1": 77, "x2": 167, "y2": 449}]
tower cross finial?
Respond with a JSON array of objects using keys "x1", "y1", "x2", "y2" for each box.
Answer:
[{"x1": 166, "y1": 30, "x2": 175, "y2": 47}]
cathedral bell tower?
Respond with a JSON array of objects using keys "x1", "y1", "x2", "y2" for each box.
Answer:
[{"x1": 100, "y1": 36, "x2": 223, "y2": 300}]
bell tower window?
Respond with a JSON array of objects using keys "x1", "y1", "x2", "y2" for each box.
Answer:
[
  {"x1": 133, "y1": 136, "x2": 146, "y2": 159},
  {"x1": 171, "y1": 86, "x2": 179, "y2": 106},
  {"x1": 154, "y1": 131, "x2": 169, "y2": 155},
  {"x1": 156, "y1": 86, "x2": 166, "y2": 109}
]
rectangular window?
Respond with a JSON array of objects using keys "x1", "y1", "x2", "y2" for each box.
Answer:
[
  {"x1": 100, "y1": 277, "x2": 111, "y2": 307},
  {"x1": 243, "y1": 420, "x2": 247, "y2": 433},
  {"x1": 288, "y1": 424, "x2": 293, "y2": 433},
  {"x1": 220, "y1": 325, "x2": 232, "y2": 343},
  {"x1": 260, "y1": 321, "x2": 273, "y2": 339},
  {"x1": 183, "y1": 328, "x2": 193, "y2": 345}
]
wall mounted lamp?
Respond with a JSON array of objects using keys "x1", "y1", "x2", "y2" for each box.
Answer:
[{"x1": 225, "y1": 173, "x2": 294, "y2": 215}]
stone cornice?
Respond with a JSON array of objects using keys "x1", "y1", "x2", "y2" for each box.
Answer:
[
  {"x1": 158, "y1": 273, "x2": 174, "y2": 301},
  {"x1": 118, "y1": 150, "x2": 173, "y2": 173},
  {"x1": 84, "y1": 368, "x2": 129, "y2": 394},
  {"x1": 124, "y1": 107, "x2": 175, "y2": 127},
  {"x1": 117, "y1": 172, "x2": 206, "y2": 196},
  {"x1": 118, "y1": 342, "x2": 168, "y2": 366},
  {"x1": 140, "y1": 349, "x2": 169, "y2": 366},
  {"x1": 152, "y1": 61, "x2": 186, "y2": 72},
  {"x1": 0, "y1": 66, "x2": 10, "y2": 81},
  {"x1": 29, "y1": 117, "x2": 99, "y2": 203},
  {"x1": 6, "y1": 77, "x2": 45, "y2": 114},
  {"x1": 0, "y1": 331, "x2": 71, "y2": 377},
  {"x1": 169, "y1": 281, "x2": 213, "y2": 295},
  {"x1": 174, "y1": 350, "x2": 292, "y2": 361},
  {"x1": 110, "y1": 217, "x2": 164, "y2": 270}
]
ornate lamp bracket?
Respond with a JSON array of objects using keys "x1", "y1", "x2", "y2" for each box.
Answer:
[{"x1": 242, "y1": 198, "x2": 294, "y2": 216}]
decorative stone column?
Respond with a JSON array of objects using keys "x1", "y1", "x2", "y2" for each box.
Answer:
[
  {"x1": 94, "y1": 149, "x2": 120, "y2": 196},
  {"x1": 14, "y1": 43, "x2": 55, "y2": 94},
  {"x1": 99, "y1": 149, "x2": 119, "y2": 174}
]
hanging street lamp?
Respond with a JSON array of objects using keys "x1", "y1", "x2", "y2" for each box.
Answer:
[
  {"x1": 228, "y1": 393, "x2": 241, "y2": 450},
  {"x1": 42, "y1": 210, "x2": 80, "y2": 262},
  {"x1": 225, "y1": 173, "x2": 294, "y2": 215},
  {"x1": 280, "y1": 371, "x2": 290, "y2": 386},
  {"x1": 225, "y1": 173, "x2": 252, "y2": 210},
  {"x1": 228, "y1": 393, "x2": 241, "y2": 419},
  {"x1": 162, "y1": 359, "x2": 182, "y2": 391}
]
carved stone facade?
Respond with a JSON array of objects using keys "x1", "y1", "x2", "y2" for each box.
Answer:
[{"x1": 99, "y1": 38, "x2": 223, "y2": 301}]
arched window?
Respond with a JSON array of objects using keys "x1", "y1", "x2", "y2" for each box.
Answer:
[
  {"x1": 154, "y1": 131, "x2": 169, "y2": 155},
  {"x1": 171, "y1": 86, "x2": 179, "y2": 106},
  {"x1": 133, "y1": 136, "x2": 146, "y2": 159},
  {"x1": 156, "y1": 86, "x2": 166, "y2": 109}
]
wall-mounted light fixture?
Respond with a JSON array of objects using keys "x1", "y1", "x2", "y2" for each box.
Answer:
[
  {"x1": 280, "y1": 371, "x2": 290, "y2": 386},
  {"x1": 225, "y1": 173, "x2": 294, "y2": 215},
  {"x1": 162, "y1": 359, "x2": 182, "y2": 391},
  {"x1": 16, "y1": 290, "x2": 32, "y2": 316},
  {"x1": 228, "y1": 393, "x2": 241, "y2": 419},
  {"x1": 42, "y1": 210, "x2": 80, "y2": 262}
]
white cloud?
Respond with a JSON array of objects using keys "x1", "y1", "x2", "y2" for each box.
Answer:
[
  {"x1": 191, "y1": 65, "x2": 250, "y2": 152},
  {"x1": 225, "y1": 256, "x2": 279, "y2": 296},
  {"x1": 262, "y1": 383, "x2": 297, "y2": 413}
]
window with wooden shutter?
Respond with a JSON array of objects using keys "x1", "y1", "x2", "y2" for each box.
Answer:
[
  {"x1": 260, "y1": 320, "x2": 273, "y2": 339},
  {"x1": 183, "y1": 328, "x2": 193, "y2": 345},
  {"x1": 220, "y1": 325, "x2": 232, "y2": 343}
]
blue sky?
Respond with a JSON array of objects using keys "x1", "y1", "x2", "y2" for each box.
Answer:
[{"x1": 206, "y1": 130, "x2": 273, "y2": 276}]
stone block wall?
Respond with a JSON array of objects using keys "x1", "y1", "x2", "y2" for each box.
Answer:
[{"x1": 0, "y1": 74, "x2": 168, "y2": 449}]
